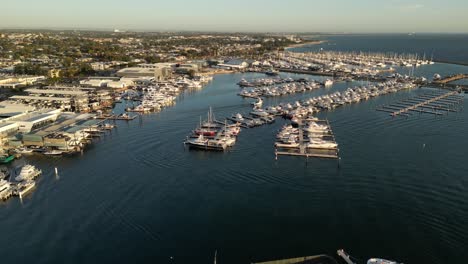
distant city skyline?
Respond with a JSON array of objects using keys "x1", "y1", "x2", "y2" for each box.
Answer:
[{"x1": 2, "y1": 0, "x2": 468, "y2": 33}]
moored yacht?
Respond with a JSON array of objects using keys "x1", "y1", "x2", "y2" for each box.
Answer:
[{"x1": 15, "y1": 165, "x2": 41, "y2": 182}]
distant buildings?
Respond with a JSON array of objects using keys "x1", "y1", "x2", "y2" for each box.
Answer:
[
  {"x1": 0, "y1": 75, "x2": 46, "y2": 89},
  {"x1": 217, "y1": 59, "x2": 249, "y2": 70},
  {"x1": 117, "y1": 63, "x2": 175, "y2": 80}
]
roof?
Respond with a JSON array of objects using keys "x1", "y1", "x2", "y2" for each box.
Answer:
[
  {"x1": 25, "y1": 88, "x2": 87, "y2": 96},
  {"x1": 23, "y1": 113, "x2": 56, "y2": 123},
  {"x1": 10, "y1": 96, "x2": 71, "y2": 102}
]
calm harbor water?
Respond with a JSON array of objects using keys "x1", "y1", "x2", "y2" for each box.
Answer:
[
  {"x1": 1, "y1": 67, "x2": 468, "y2": 262},
  {"x1": 292, "y1": 34, "x2": 468, "y2": 65}
]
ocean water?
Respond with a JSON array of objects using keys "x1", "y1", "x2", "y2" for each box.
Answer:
[
  {"x1": 1, "y1": 54, "x2": 468, "y2": 263},
  {"x1": 291, "y1": 34, "x2": 468, "y2": 65}
]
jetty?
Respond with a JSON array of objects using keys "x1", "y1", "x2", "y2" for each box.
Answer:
[
  {"x1": 434, "y1": 74, "x2": 468, "y2": 84},
  {"x1": 377, "y1": 90, "x2": 464, "y2": 117},
  {"x1": 275, "y1": 119, "x2": 339, "y2": 160}
]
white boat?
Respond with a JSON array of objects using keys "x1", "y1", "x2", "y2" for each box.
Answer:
[
  {"x1": 16, "y1": 147, "x2": 34, "y2": 154},
  {"x1": 185, "y1": 134, "x2": 227, "y2": 151},
  {"x1": 17, "y1": 180, "x2": 36, "y2": 198},
  {"x1": 324, "y1": 79, "x2": 334, "y2": 86},
  {"x1": 44, "y1": 150, "x2": 64, "y2": 156},
  {"x1": 275, "y1": 142, "x2": 300, "y2": 148},
  {"x1": 303, "y1": 122, "x2": 329, "y2": 133},
  {"x1": 307, "y1": 140, "x2": 338, "y2": 149},
  {"x1": 0, "y1": 179, "x2": 12, "y2": 196},
  {"x1": 252, "y1": 98, "x2": 263, "y2": 108},
  {"x1": 15, "y1": 165, "x2": 41, "y2": 182},
  {"x1": 231, "y1": 113, "x2": 245, "y2": 122},
  {"x1": 367, "y1": 258, "x2": 400, "y2": 264},
  {"x1": 250, "y1": 109, "x2": 270, "y2": 117}
]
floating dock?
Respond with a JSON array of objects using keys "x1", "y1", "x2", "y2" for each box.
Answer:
[{"x1": 377, "y1": 90, "x2": 464, "y2": 117}]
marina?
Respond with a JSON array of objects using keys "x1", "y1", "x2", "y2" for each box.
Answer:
[{"x1": 0, "y1": 30, "x2": 467, "y2": 264}]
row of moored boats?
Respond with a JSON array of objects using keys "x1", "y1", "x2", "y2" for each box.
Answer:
[{"x1": 0, "y1": 164, "x2": 42, "y2": 201}]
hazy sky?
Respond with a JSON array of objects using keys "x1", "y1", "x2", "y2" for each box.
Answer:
[{"x1": 1, "y1": 0, "x2": 467, "y2": 33}]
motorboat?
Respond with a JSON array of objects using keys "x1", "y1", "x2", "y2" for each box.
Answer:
[
  {"x1": 184, "y1": 134, "x2": 227, "y2": 151},
  {"x1": 15, "y1": 165, "x2": 41, "y2": 182},
  {"x1": 0, "y1": 179, "x2": 11, "y2": 196},
  {"x1": 303, "y1": 122, "x2": 329, "y2": 133},
  {"x1": 17, "y1": 180, "x2": 36, "y2": 198},
  {"x1": 44, "y1": 149, "x2": 64, "y2": 156},
  {"x1": 306, "y1": 140, "x2": 338, "y2": 149},
  {"x1": 252, "y1": 97, "x2": 263, "y2": 108}
]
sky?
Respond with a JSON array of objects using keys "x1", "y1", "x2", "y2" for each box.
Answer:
[{"x1": 1, "y1": 0, "x2": 468, "y2": 33}]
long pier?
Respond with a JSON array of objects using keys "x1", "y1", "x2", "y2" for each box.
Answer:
[
  {"x1": 377, "y1": 91, "x2": 464, "y2": 117},
  {"x1": 434, "y1": 74, "x2": 468, "y2": 84}
]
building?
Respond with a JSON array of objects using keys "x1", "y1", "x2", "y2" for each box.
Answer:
[
  {"x1": 217, "y1": 59, "x2": 249, "y2": 70},
  {"x1": 116, "y1": 67, "x2": 158, "y2": 78},
  {"x1": 175, "y1": 63, "x2": 200, "y2": 74},
  {"x1": 0, "y1": 75, "x2": 46, "y2": 88},
  {"x1": 117, "y1": 63, "x2": 175, "y2": 80},
  {"x1": 0, "y1": 122, "x2": 19, "y2": 145},
  {"x1": 9, "y1": 87, "x2": 90, "y2": 112}
]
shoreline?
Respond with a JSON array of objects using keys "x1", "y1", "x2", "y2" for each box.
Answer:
[{"x1": 285, "y1": 40, "x2": 326, "y2": 50}]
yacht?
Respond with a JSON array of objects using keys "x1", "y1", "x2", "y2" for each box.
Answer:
[
  {"x1": 303, "y1": 122, "x2": 329, "y2": 133},
  {"x1": 16, "y1": 147, "x2": 34, "y2": 154},
  {"x1": 17, "y1": 180, "x2": 36, "y2": 198},
  {"x1": 0, "y1": 179, "x2": 11, "y2": 196},
  {"x1": 324, "y1": 79, "x2": 334, "y2": 86},
  {"x1": 251, "y1": 97, "x2": 263, "y2": 108},
  {"x1": 367, "y1": 258, "x2": 401, "y2": 264},
  {"x1": 250, "y1": 108, "x2": 270, "y2": 117},
  {"x1": 307, "y1": 140, "x2": 338, "y2": 149},
  {"x1": 44, "y1": 149, "x2": 64, "y2": 156},
  {"x1": 185, "y1": 134, "x2": 227, "y2": 151},
  {"x1": 231, "y1": 113, "x2": 245, "y2": 122},
  {"x1": 15, "y1": 165, "x2": 41, "y2": 182}
]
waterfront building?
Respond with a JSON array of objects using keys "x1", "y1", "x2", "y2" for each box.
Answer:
[
  {"x1": 217, "y1": 59, "x2": 249, "y2": 70},
  {"x1": 0, "y1": 75, "x2": 46, "y2": 89}
]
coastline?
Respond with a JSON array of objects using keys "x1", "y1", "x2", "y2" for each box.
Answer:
[{"x1": 285, "y1": 40, "x2": 326, "y2": 50}]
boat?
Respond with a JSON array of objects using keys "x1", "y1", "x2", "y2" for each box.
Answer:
[
  {"x1": 250, "y1": 108, "x2": 270, "y2": 117},
  {"x1": 17, "y1": 180, "x2": 36, "y2": 198},
  {"x1": 0, "y1": 179, "x2": 12, "y2": 196},
  {"x1": 324, "y1": 79, "x2": 334, "y2": 86},
  {"x1": 44, "y1": 149, "x2": 64, "y2": 156},
  {"x1": 194, "y1": 128, "x2": 217, "y2": 137},
  {"x1": 303, "y1": 122, "x2": 330, "y2": 133},
  {"x1": 15, "y1": 165, "x2": 41, "y2": 182},
  {"x1": 15, "y1": 147, "x2": 34, "y2": 154},
  {"x1": 265, "y1": 69, "x2": 279, "y2": 76},
  {"x1": 367, "y1": 258, "x2": 401, "y2": 264},
  {"x1": 231, "y1": 113, "x2": 245, "y2": 122},
  {"x1": 307, "y1": 139, "x2": 338, "y2": 149},
  {"x1": 251, "y1": 97, "x2": 263, "y2": 108},
  {"x1": 0, "y1": 155, "x2": 15, "y2": 164},
  {"x1": 185, "y1": 134, "x2": 227, "y2": 151},
  {"x1": 337, "y1": 249, "x2": 401, "y2": 264}
]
